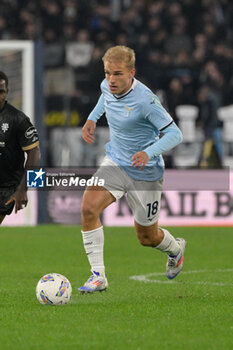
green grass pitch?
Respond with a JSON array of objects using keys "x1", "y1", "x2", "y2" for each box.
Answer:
[{"x1": 0, "y1": 225, "x2": 232, "y2": 350}]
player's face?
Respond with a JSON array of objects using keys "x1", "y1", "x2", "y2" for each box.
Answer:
[
  {"x1": 0, "y1": 80, "x2": 8, "y2": 109},
  {"x1": 104, "y1": 61, "x2": 135, "y2": 95}
]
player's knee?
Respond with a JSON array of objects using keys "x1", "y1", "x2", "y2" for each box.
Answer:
[{"x1": 81, "y1": 201, "x2": 98, "y2": 220}]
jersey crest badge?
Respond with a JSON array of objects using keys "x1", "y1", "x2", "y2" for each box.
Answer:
[
  {"x1": 124, "y1": 106, "x2": 134, "y2": 117},
  {"x1": 1, "y1": 122, "x2": 9, "y2": 133}
]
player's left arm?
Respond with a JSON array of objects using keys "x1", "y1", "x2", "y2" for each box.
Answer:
[
  {"x1": 132, "y1": 94, "x2": 183, "y2": 170},
  {"x1": 132, "y1": 123, "x2": 182, "y2": 170},
  {"x1": 5, "y1": 145, "x2": 41, "y2": 213}
]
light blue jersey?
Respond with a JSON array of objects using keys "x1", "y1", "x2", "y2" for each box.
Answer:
[{"x1": 88, "y1": 78, "x2": 182, "y2": 181}]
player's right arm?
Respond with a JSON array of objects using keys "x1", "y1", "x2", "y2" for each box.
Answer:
[
  {"x1": 82, "y1": 120, "x2": 96, "y2": 144},
  {"x1": 82, "y1": 93, "x2": 105, "y2": 144}
]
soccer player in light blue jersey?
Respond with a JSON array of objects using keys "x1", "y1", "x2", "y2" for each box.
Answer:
[{"x1": 78, "y1": 46, "x2": 186, "y2": 293}]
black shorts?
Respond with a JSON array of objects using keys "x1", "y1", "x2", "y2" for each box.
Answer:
[{"x1": 0, "y1": 187, "x2": 16, "y2": 215}]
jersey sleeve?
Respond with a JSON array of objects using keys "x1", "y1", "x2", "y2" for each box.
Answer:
[
  {"x1": 144, "y1": 122, "x2": 183, "y2": 159},
  {"x1": 17, "y1": 115, "x2": 39, "y2": 151},
  {"x1": 143, "y1": 92, "x2": 173, "y2": 131},
  {"x1": 88, "y1": 93, "x2": 105, "y2": 122}
]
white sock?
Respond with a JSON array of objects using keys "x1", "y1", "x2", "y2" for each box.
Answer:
[
  {"x1": 81, "y1": 226, "x2": 105, "y2": 276},
  {"x1": 155, "y1": 228, "x2": 181, "y2": 256}
]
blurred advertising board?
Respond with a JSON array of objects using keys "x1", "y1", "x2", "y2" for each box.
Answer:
[
  {"x1": 4, "y1": 169, "x2": 232, "y2": 226},
  {"x1": 43, "y1": 168, "x2": 233, "y2": 226},
  {"x1": 103, "y1": 169, "x2": 233, "y2": 226}
]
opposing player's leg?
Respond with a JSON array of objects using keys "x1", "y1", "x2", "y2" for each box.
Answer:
[
  {"x1": 0, "y1": 214, "x2": 5, "y2": 224},
  {"x1": 0, "y1": 187, "x2": 16, "y2": 224},
  {"x1": 79, "y1": 186, "x2": 115, "y2": 294}
]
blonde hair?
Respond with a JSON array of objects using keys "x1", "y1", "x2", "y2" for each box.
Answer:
[{"x1": 102, "y1": 45, "x2": 135, "y2": 70}]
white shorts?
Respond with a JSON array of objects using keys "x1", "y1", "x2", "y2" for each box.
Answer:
[{"x1": 93, "y1": 156, "x2": 163, "y2": 226}]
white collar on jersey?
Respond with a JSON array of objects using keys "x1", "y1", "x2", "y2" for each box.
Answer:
[{"x1": 114, "y1": 78, "x2": 137, "y2": 99}]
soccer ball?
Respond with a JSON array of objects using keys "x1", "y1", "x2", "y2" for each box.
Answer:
[{"x1": 36, "y1": 273, "x2": 72, "y2": 306}]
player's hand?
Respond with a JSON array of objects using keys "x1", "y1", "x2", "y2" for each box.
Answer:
[
  {"x1": 132, "y1": 151, "x2": 149, "y2": 171},
  {"x1": 5, "y1": 189, "x2": 28, "y2": 213},
  {"x1": 82, "y1": 120, "x2": 96, "y2": 144}
]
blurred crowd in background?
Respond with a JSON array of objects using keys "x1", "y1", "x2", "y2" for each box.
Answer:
[
  {"x1": 1, "y1": 0, "x2": 233, "y2": 107},
  {"x1": 1, "y1": 0, "x2": 233, "y2": 167}
]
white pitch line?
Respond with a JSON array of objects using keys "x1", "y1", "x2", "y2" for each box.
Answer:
[{"x1": 129, "y1": 268, "x2": 233, "y2": 286}]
